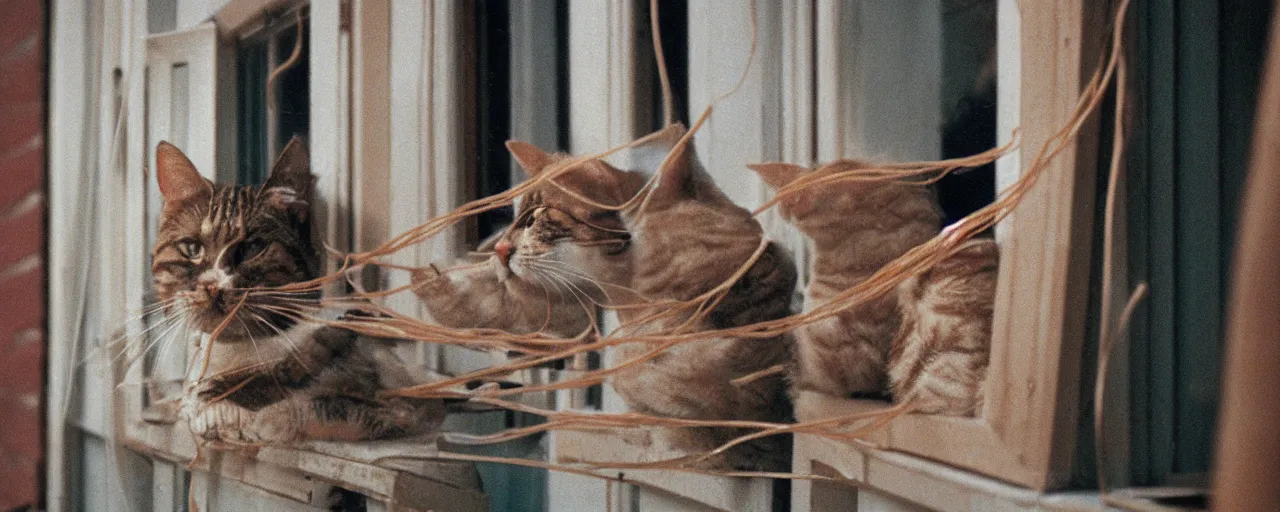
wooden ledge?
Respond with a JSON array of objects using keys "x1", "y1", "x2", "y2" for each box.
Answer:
[
  {"x1": 122, "y1": 420, "x2": 488, "y2": 511},
  {"x1": 553, "y1": 429, "x2": 777, "y2": 512}
]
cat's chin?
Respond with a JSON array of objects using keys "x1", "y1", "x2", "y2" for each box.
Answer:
[{"x1": 490, "y1": 255, "x2": 511, "y2": 281}]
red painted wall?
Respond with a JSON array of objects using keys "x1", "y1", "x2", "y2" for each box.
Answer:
[{"x1": 0, "y1": 0, "x2": 46, "y2": 509}]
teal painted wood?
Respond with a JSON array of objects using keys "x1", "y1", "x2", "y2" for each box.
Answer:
[
  {"x1": 1126, "y1": 0, "x2": 1270, "y2": 486},
  {"x1": 1137, "y1": 0, "x2": 1180, "y2": 486},
  {"x1": 1173, "y1": 0, "x2": 1223, "y2": 476}
]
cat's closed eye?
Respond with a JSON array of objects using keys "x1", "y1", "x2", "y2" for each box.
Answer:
[
  {"x1": 231, "y1": 239, "x2": 270, "y2": 265},
  {"x1": 176, "y1": 239, "x2": 203, "y2": 261}
]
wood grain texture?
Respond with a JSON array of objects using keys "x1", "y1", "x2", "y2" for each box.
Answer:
[
  {"x1": 1210, "y1": 6, "x2": 1280, "y2": 511},
  {"x1": 795, "y1": 0, "x2": 1107, "y2": 490}
]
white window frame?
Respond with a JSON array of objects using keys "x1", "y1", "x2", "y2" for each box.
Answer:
[
  {"x1": 48, "y1": 0, "x2": 1111, "y2": 509},
  {"x1": 548, "y1": 1, "x2": 812, "y2": 510},
  {"x1": 47, "y1": 1, "x2": 488, "y2": 510}
]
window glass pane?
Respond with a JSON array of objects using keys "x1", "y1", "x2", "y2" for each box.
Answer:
[
  {"x1": 842, "y1": 1, "x2": 997, "y2": 226},
  {"x1": 237, "y1": 39, "x2": 269, "y2": 184},
  {"x1": 1127, "y1": 0, "x2": 1274, "y2": 486},
  {"x1": 938, "y1": 0, "x2": 997, "y2": 225},
  {"x1": 274, "y1": 19, "x2": 311, "y2": 157},
  {"x1": 237, "y1": 16, "x2": 310, "y2": 186}
]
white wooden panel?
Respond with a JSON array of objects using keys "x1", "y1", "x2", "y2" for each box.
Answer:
[
  {"x1": 994, "y1": 0, "x2": 1022, "y2": 243},
  {"x1": 152, "y1": 462, "x2": 185, "y2": 512},
  {"x1": 686, "y1": 0, "x2": 811, "y2": 287},
  {"x1": 386, "y1": 0, "x2": 426, "y2": 317},
  {"x1": 47, "y1": 0, "x2": 94, "y2": 500},
  {"x1": 546, "y1": 472, "x2": 615, "y2": 512},
  {"x1": 311, "y1": 1, "x2": 351, "y2": 285},
  {"x1": 567, "y1": 0, "x2": 639, "y2": 153},
  {"x1": 638, "y1": 488, "x2": 716, "y2": 512},
  {"x1": 146, "y1": 24, "x2": 218, "y2": 178},
  {"x1": 352, "y1": 0, "x2": 392, "y2": 257},
  {"x1": 815, "y1": 0, "x2": 943, "y2": 163},
  {"x1": 176, "y1": 0, "x2": 232, "y2": 30},
  {"x1": 191, "y1": 470, "x2": 319, "y2": 511},
  {"x1": 384, "y1": 0, "x2": 476, "y2": 372},
  {"x1": 44, "y1": 0, "x2": 87, "y2": 501},
  {"x1": 510, "y1": 0, "x2": 564, "y2": 156},
  {"x1": 687, "y1": 0, "x2": 781, "y2": 208}
]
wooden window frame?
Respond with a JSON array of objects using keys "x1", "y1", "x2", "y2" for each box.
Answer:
[
  {"x1": 41, "y1": 1, "x2": 487, "y2": 509},
  {"x1": 550, "y1": 1, "x2": 813, "y2": 510},
  {"x1": 793, "y1": 0, "x2": 1108, "y2": 493}
]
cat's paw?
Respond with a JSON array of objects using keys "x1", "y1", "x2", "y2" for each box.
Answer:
[{"x1": 410, "y1": 263, "x2": 452, "y2": 296}]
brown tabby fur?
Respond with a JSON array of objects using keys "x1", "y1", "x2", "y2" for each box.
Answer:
[
  {"x1": 151, "y1": 138, "x2": 442, "y2": 444},
  {"x1": 411, "y1": 138, "x2": 657, "y2": 338},
  {"x1": 412, "y1": 255, "x2": 593, "y2": 338},
  {"x1": 752, "y1": 160, "x2": 996, "y2": 416},
  {"x1": 498, "y1": 127, "x2": 796, "y2": 471}
]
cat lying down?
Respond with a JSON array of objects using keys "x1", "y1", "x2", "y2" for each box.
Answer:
[
  {"x1": 151, "y1": 138, "x2": 442, "y2": 444},
  {"x1": 180, "y1": 310, "x2": 444, "y2": 444}
]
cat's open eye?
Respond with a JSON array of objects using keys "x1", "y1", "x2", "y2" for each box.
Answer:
[{"x1": 176, "y1": 239, "x2": 203, "y2": 260}]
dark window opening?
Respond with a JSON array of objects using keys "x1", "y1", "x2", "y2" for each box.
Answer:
[
  {"x1": 475, "y1": 0, "x2": 513, "y2": 242},
  {"x1": 638, "y1": 0, "x2": 690, "y2": 131},
  {"x1": 937, "y1": 0, "x2": 997, "y2": 228},
  {"x1": 237, "y1": 13, "x2": 311, "y2": 186}
]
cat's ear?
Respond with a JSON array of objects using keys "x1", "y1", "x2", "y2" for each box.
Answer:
[
  {"x1": 747, "y1": 162, "x2": 807, "y2": 190},
  {"x1": 263, "y1": 136, "x2": 314, "y2": 219},
  {"x1": 506, "y1": 140, "x2": 554, "y2": 177},
  {"x1": 156, "y1": 141, "x2": 212, "y2": 205},
  {"x1": 649, "y1": 138, "x2": 699, "y2": 202}
]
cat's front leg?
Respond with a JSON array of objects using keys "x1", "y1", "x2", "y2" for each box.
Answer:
[
  {"x1": 306, "y1": 395, "x2": 444, "y2": 441},
  {"x1": 411, "y1": 263, "x2": 492, "y2": 327},
  {"x1": 412, "y1": 260, "x2": 580, "y2": 335}
]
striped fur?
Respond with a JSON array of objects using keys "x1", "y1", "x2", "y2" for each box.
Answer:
[
  {"x1": 485, "y1": 130, "x2": 797, "y2": 471},
  {"x1": 152, "y1": 139, "x2": 441, "y2": 444},
  {"x1": 753, "y1": 160, "x2": 996, "y2": 416}
]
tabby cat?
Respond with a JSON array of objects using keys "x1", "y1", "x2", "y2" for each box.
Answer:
[
  {"x1": 495, "y1": 127, "x2": 796, "y2": 470},
  {"x1": 751, "y1": 160, "x2": 997, "y2": 416},
  {"x1": 411, "y1": 230, "x2": 594, "y2": 338},
  {"x1": 151, "y1": 138, "x2": 442, "y2": 444},
  {"x1": 411, "y1": 139, "x2": 654, "y2": 338}
]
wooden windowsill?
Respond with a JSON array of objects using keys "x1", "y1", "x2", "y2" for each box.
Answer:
[
  {"x1": 553, "y1": 429, "x2": 776, "y2": 512},
  {"x1": 792, "y1": 393, "x2": 1199, "y2": 512},
  {"x1": 121, "y1": 418, "x2": 488, "y2": 511}
]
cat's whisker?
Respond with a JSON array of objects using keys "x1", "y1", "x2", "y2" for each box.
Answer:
[
  {"x1": 526, "y1": 263, "x2": 599, "y2": 316},
  {"x1": 91, "y1": 302, "x2": 185, "y2": 357},
  {"x1": 122, "y1": 313, "x2": 194, "y2": 378},
  {"x1": 248, "y1": 298, "x2": 323, "y2": 316},
  {"x1": 526, "y1": 269, "x2": 568, "y2": 303},
  {"x1": 234, "y1": 315, "x2": 284, "y2": 391},
  {"x1": 249, "y1": 303, "x2": 322, "y2": 326},
  {"x1": 513, "y1": 270, "x2": 570, "y2": 336},
  {"x1": 244, "y1": 308, "x2": 313, "y2": 374},
  {"x1": 523, "y1": 260, "x2": 607, "y2": 301},
  {"x1": 528, "y1": 264, "x2": 604, "y2": 332},
  {"x1": 525, "y1": 258, "x2": 623, "y2": 303},
  {"x1": 93, "y1": 311, "x2": 186, "y2": 372}
]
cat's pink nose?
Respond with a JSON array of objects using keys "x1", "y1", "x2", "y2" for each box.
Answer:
[
  {"x1": 202, "y1": 281, "x2": 221, "y2": 300},
  {"x1": 494, "y1": 240, "x2": 514, "y2": 267}
]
